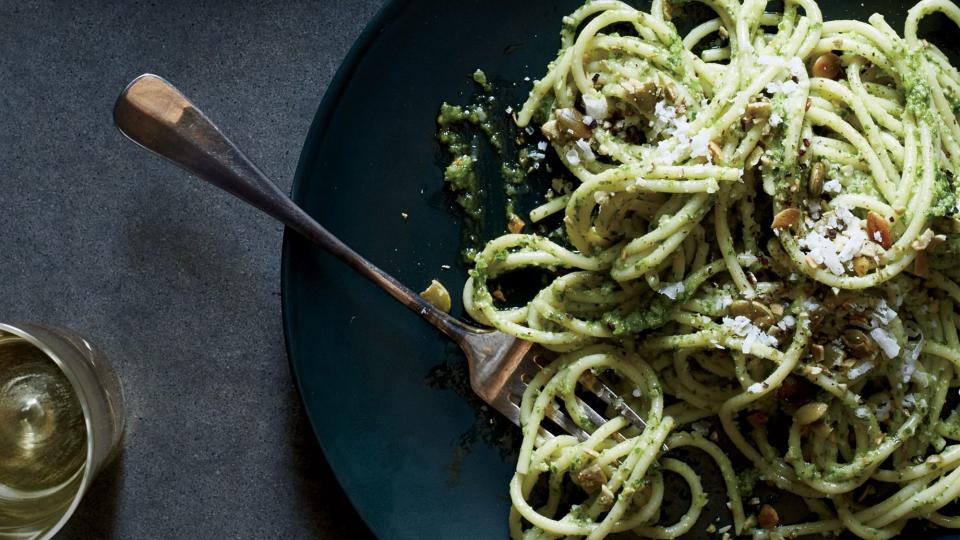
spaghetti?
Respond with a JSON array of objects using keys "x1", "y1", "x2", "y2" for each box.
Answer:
[{"x1": 459, "y1": 0, "x2": 960, "y2": 537}]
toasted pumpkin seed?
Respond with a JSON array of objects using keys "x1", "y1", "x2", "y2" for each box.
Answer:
[
  {"x1": 420, "y1": 280, "x2": 452, "y2": 313},
  {"x1": 842, "y1": 328, "x2": 877, "y2": 359},
  {"x1": 812, "y1": 53, "x2": 841, "y2": 79},
  {"x1": 809, "y1": 161, "x2": 826, "y2": 196},
  {"x1": 759, "y1": 504, "x2": 780, "y2": 529},
  {"x1": 729, "y1": 300, "x2": 776, "y2": 327},
  {"x1": 772, "y1": 207, "x2": 801, "y2": 229},
  {"x1": 555, "y1": 108, "x2": 592, "y2": 140}
]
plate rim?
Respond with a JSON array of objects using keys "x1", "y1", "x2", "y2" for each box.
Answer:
[{"x1": 279, "y1": 0, "x2": 412, "y2": 536}]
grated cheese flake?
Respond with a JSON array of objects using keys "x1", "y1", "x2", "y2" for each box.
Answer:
[
  {"x1": 659, "y1": 281, "x2": 686, "y2": 300},
  {"x1": 870, "y1": 327, "x2": 900, "y2": 358},
  {"x1": 582, "y1": 94, "x2": 609, "y2": 120}
]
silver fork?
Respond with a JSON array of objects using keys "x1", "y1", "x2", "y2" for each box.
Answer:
[{"x1": 112, "y1": 74, "x2": 648, "y2": 440}]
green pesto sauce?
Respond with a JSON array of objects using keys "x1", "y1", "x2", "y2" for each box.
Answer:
[
  {"x1": 437, "y1": 102, "x2": 488, "y2": 260},
  {"x1": 903, "y1": 53, "x2": 934, "y2": 123},
  {"x1": 437, "y1": 74, "x2": 514, "y2": 259},
  {"x1": 472, "y1": 69, "x2": 492, "y2": 92},
  {"x1": 501, "y1": 160, "x2": 528, "y2": 216},
  {"x1": 437, "y1": 71, "x2": 555, "y2": 260},
  {"x1": 737, "y1": 467, "x2": 763, "y2": 496},
  {"x1": 932, "y1": 234, "x2": 960, "y2": 260},
  {"x1": 930, "y1": 168, "x2": 958, "y2": 218},
  {"x1": 602, "y1": 294, "x2": 679, "y2": 335},
  {"x1": 843, "y1": 169, "x2": 881, "y2": 199}
]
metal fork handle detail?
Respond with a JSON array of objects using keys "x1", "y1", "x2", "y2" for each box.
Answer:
[{"x1": 113, "y1": 74, "x2": 477, "y2": 342}]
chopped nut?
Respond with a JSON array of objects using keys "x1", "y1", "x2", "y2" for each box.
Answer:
[
  {"x1": 582, "y1": 448, "x2": 601, "y2": 459},
  {"x1": 492, "y1": 287, "x2": 507, "y2": 302},
  {"x1": 744, "y1": 102, "x2": 772, "y2": 124},
  {"x1": 772, "y1": 207, "x2": 801, "y2": 229},
  {"x1": 867, "y1": 211, "x2": 892, "y2": 249},
  {"x1": 812, "y1": 53, "x2": 841, "y2": 79},
  {"x1": 663, "y1": 83, "x2": 680, "y2": 105},
  {"x1": 915, "y1": 250, "x2": 929, "y2": 278},
  {"x1": 598, "y1": 484, "x2": 615, "y2": 506},
  {"x1": 551, "y1": 177, "x2": 567, "y2": 194},
  {"x1": 810, "y1": 344, "x2": 825, "y2": 362},
  {"x1": 853, "y1": 256, "x2": 873, "y2": 276},
  {"x1": 577, "y1": 464, "x2": 608, "y2": 494},
  {"x1": 508, "y1": 213, "x2": 526, "y2": 234},
  {"x1": 420, "y1": 280, "x2": 452, "y2": 313},
  {"x1": 912, "y1": 228, "x2": 936, "y2": 251},
  {"x1": 929, "y1": 233, "x2": 947, "y2": 250},
  {"x1": 708, "y1": 140, "x2": 724, "y2": 163},
  {"x1": 759, "y1": 504, "x2": 780, "y2": 529},
  {"x1": 540, "y1": 120, "x2": 560, "y2": 140}
]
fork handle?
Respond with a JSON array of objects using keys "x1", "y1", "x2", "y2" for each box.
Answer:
[{"x1": 113, "y1": 73, "x2": 478, "y2": 342}]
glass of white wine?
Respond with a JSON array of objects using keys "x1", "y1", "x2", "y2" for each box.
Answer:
[{"x1": 0, "y1": 323, "x2": 125, "y2": 539}]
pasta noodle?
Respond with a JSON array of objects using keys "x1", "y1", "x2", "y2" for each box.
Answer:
[{"x1": 458, "y1": 0, "x2": 960, "y2": 537}]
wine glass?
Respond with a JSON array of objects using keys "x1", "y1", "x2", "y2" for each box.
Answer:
[{"x1": 0, "y1": 323, "x2": 125, "y2": 539}]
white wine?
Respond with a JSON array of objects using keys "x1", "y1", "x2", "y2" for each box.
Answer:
[{"x1": 0, "y1": 337, "x2": 87, "y2": 532}]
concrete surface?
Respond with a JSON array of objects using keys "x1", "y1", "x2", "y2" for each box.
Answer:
[{"x1": 0, "y1": 0, "x2": 384, "y2": 537}]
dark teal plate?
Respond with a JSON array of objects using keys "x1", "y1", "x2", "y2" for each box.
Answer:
[{"x1": 281, "y1": 1, "x2": 958, "y2": 538}]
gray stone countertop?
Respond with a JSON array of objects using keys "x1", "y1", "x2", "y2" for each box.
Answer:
[{"x1": 0, "y1": 0, "x2": 384, "y2": 537}]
